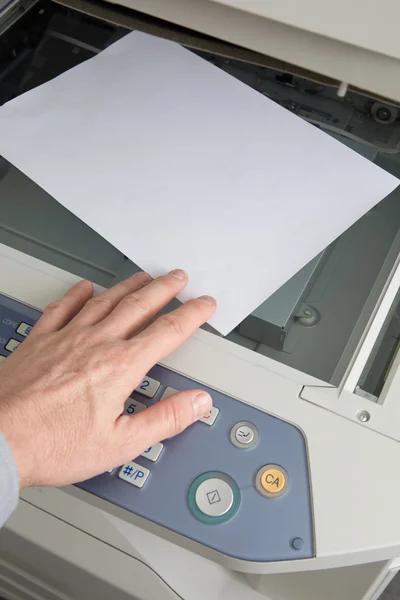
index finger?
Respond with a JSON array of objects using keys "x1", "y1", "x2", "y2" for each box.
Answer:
[{"x1": 130, "y1": 295, "x2": 216, "y2": 370}]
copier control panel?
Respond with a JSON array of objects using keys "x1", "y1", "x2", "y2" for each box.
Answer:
[{"x1": 0, "y1": 292, "x2": 313, "y2": 562}]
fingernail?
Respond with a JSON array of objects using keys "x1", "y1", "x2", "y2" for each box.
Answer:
[
  {"x1": 135, "y1": 271, "x2": 152, "y2": 282},
  {"x1": 198, "y1": 295, "x2": 215, "y2": 306},
  {"x1": 169, "y1": 269, "x2": 187, "y2": 280},
  {"x1": 192, "y1": 391, "x2": 212, "y2": 419},
  {"x1": 77, "y1": 279, "x2": 92, "y2": 288}
]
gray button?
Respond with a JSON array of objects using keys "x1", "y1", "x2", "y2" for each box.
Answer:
[
  {"x1": 230, "y1": 421, "x2": 259, "y2": 449},
  {"x1": 125, "y1": 399, "x2": 147, "y2": 415},
  {"x1": 16, "y1": 322, "x2": 32, "y2": 337},
  {"x1": 135, "y1": 376, "x2": 160, "y2": 398},
  {"x1": 118, "y1": 462, "x2": 150, "y2": 488},
  {"x1": 161, "y1": 387, "x2": 178, "y2": 400},
  {"x1": 195, "y1": 477, "x2": 234, "y2": 517},
  {"x1": 292, "y1": 537, "x2": 304, "y2": 550},
  {"x1": 5, "y1": 338, "x2": 20, "y2": 353},
  {"x1": 141, "y1": 442, "x2": 163, "y2": 462},
  {"x1": 199, "y1": 406, "x2": 219, "y2": 426},
  {"x1": 235, "y1": 425, "x2": 254, "y2": 444}
]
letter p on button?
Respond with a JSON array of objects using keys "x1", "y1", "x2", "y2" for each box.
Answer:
[{"x1": 256, "y1": 465, "x2": 289, "y2": 498}]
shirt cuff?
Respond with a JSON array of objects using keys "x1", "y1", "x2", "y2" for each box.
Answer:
[{"x1": 0, "y1": 428, "x2": 19, "y2": 526}]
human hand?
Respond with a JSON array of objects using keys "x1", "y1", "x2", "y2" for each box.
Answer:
[{"x1": 0, "y1": 270, "x2": 216, "y2": 489}]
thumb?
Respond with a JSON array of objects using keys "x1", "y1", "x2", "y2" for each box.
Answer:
[{"x1": 116, "y1": 388, "x2": 212, "y2": 461}]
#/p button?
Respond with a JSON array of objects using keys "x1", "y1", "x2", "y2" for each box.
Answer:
[{"x1": 256, "y1": 465, "x2": 289, "y2": 498}]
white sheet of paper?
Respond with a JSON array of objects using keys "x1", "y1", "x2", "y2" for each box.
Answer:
[{"x1": 0, "y1": 32, "x2": 398, "y2": 334}]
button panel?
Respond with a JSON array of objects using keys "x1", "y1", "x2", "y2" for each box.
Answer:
[
  {"x1": 0, "y1": 292, "x2": 313, "y2": 563},
  {"x1": 135, "y1": 376, "x2": 160, "y2": 398},
  {"x1": 118, "y1": 462, "x2": 150, "y2": 488}
]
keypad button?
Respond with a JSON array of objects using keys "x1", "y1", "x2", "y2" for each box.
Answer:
[
  {"x1": 160, "y1": 387, "x2": 177, "y2": 401},
  {"x1": 5, "y1": 339, "x2": 20, "y2": 352},
  {"x1": 256, "y1": 464, "x2": 289, "y2": 498},
  {"x1": 230, "y1": 421, "x2": 259, "y2": 449},
  {"x1": 141, "y1": 442, "x2": 163, "y2": 462},
  {"x1": 118, "y1": 462, "x2": 150, "y2": 488},
  {"x1": 135, "y1": 376, "x2": 160, "y2": 398},
  {"x1": 16, "y1": 322, "x2": 32, "y2": 337},
  {"x1": 0, "y1": 355, "x2": 6, "y2": 362},
  {"x1": 162, "y1": 388, "x2": 218, "y2": 425},
  {"x1": 125, "y1": 399, "x2": 146, "y2": 415},
  {"x1": 199, "y1": 406, "x2": 219, "y2": 426}
]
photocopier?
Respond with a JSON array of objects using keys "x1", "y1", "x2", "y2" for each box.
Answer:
[{"x1": 1, "y1": 1, "x2": 400, "y2": 599}]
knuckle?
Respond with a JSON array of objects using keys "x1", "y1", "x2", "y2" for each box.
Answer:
[
  {"x1": 118, "y1": 279, "x2": 137, "y2": 295},
  {"x1": 97, "y1": 340, "x2": 128, "y2": 366},
  {"x1": 159, "y1": 313, "x2": 184, "y2": 337},
  {"x1": 102, "y1": 344, "x2": 125, "y2": 364},
  {"x1": 160, "y1": 274, "x2": 183, "y2": 295},
  {"x1": 122, "y1": 293, "x2": 150, "y2": 315},
  {"x1": 73, "y1": 326, "x2": 95, "y2": 347},
  {"x1": 44, "y1": 300, "x2": 64, "y2": 314},
  {"x1": 87, "y1": 295, "x2": 114, "y2": 314}
]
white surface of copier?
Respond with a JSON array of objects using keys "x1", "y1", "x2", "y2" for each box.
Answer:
[{"x1": 106, "y1": 0, "x2": 400, "y2": 102}]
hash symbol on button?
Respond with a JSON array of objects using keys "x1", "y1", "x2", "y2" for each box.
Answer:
[{"x1": 206, "y1": 490, "x2": 221, "y2": 505}]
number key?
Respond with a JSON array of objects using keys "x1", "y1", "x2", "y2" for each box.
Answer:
[
  {"x1": 141, "y1": 442, "x2": 163, "y2": 462},
  {"x1": 135, "y1": 376, "x2": 160, "y2": 398},
  {"x1": 125, "y1": 400, "x2": 146, "y2": 415}
]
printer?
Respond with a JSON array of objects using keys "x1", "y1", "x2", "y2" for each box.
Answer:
[{"x1": 1, "y1": 1, "x2": 400, "y2": 599}]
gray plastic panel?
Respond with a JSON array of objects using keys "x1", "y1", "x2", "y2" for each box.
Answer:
[
  {"x1": 0, "y1": 160, "x2": 126, "y2": 287},
  {"x1": 0, "y1": 292, "x2": 314, "y2": 563}
]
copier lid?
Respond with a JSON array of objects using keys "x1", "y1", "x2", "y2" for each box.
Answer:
[
  {"x1": 212, "y1": 0, "x2": 400, "y2": 63},
  {"x1": 107, "y1": 0, "x2": 400, "y2": 102}
]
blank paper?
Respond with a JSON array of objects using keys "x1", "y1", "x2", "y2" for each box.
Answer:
[{"x1": 0, "y1": 32, "x2": 398, "y2": 335}]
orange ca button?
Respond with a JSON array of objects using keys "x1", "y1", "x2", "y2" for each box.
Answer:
[{"x1": 256, "y1": 465, "x2": 289, "y2": 498}]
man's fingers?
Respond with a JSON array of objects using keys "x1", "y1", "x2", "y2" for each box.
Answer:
[
  {"x1": 69, "y1": 271, "x2": 152, "y2": 327},
  {"x1": 116, "y1": 389, "x2": 212, "y2": 460},
  {"x1": 129, "y1": 296, "x2": 216, "y2": 372},
  {"x1": 30, "y1": 280, "x2": 94, "y2": 336},
  {"x1": 97, "y1": 269, "x2": 189, "y2": 339}
]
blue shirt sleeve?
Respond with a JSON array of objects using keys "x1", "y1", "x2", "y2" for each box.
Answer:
[{"x1": 0, "y1": 429, "x2": 19, "y2": 526}]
